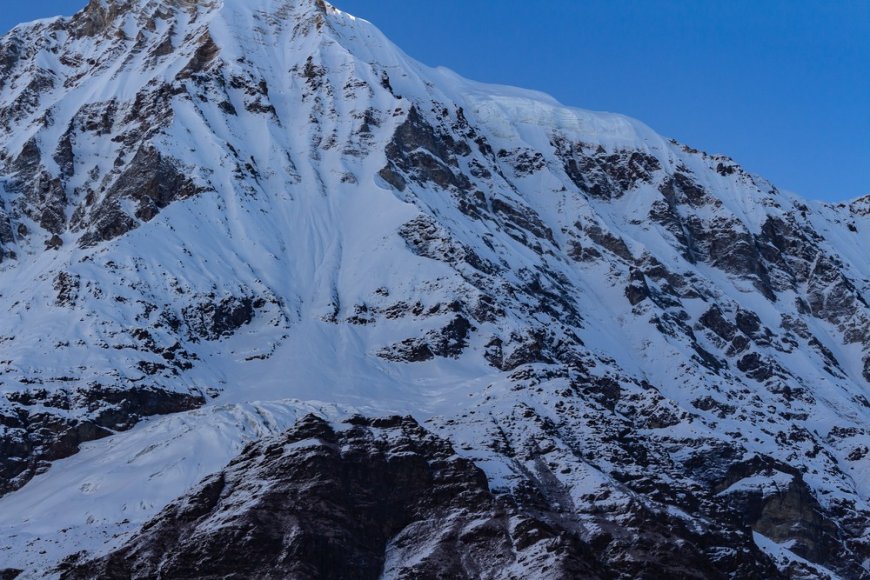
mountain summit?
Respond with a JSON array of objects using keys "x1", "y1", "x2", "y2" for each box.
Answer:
[{"x1": 0, "y1": 1, "x2": 868, "y2": 577}]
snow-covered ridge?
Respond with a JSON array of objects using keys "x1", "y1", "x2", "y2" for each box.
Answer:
[{"x1": 0, "y1": 0, "x2": 868, "y2": 577}]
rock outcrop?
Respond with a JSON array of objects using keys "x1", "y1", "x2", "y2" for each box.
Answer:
[
  {"x1": 61, "y1": 415, "x2": 781, "y2": 579},
  {"x1": 0, "y1": 387, "x2": 203, "y2": 495},
  {"x1": 64, "y1": 415, "x2": 606, "y2": 579}
]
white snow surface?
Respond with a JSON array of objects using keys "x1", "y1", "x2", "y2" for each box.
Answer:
[{"x1": 0, "y1": 400, "x2": 348, "y2": 576}]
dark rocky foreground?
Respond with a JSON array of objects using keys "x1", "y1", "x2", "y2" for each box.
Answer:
[{"x1": 62, "y1": 414, "x2": 786, "y2": 579}]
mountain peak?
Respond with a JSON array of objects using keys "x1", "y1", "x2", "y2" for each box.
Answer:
[
  {"x1": 71, "y1": 0, "x2": 334, "y2": 38},
  {"x1": 0, "y1": 0, "x2": 869, "y2": 577}
]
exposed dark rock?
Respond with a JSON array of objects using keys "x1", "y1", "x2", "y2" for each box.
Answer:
[
  {"x1": 0, "y1": 36, "x2": 23, "y2": 89},
  {"x1": 501, "y1": 329, "x2": 559, "y2": 370},
  {"x1": 572, "y1": 375, "x2": 623, "y2": 411},
  {"x1": 53, "y1": 128, "x2": 75, "y2": 179},
  {"x1": 848, "y1": 446, "x2": 869, "y2": 461},
  {"x1": 715, "y1": 456, "x2": 852, "y2": 575},
  {"x1": 735, "y1": 309, "x2": 762, "y2": 337},
  {"x1": 176, "y1": 33, "x2": 220, "y2": 80},
  {"x1": 69, "y1": 99, "x2": 118, "y2": 136},
  {"x1": 521, "y1": 270, "x2": 584, "y2": 329},
  {"x1": 757, "y1": 216, "x2": 870, "y2": 352},
  {"x1": 53, "y1": 272, "x2": 80, "y2": 306},
  {"x1": 11, "y1": 139, "x2": 69, "y2": 235},
  {"x1": 585, "y1": 224, "x2": 633, "y2": 260},
  {"x1": 490, "y1": 197, "x2": 555, "y2": 245},
  {"x1": 737, "y1": 352, "x2": 779, "y2": 382},
  {"x1": 377, "y1": 163, "x2": 406, "y2": 191},
  {"x1": 692, "y1": 395, "x2": 736, "y2": 417},
  {"x1": 379, "y1": 106, "x2": 472, "y2": 192},
  {"x1": 0, "y1": 67, "x2": 55, "y2": 129},
  {"x1": 714, "y1": 455, "x2": 801, "y2": 493},
  {"x1": 73, "y1": 0, "x2": 127, "y2": 38},
  {"x1": 661, "y1": 171, "x2": 710, "y2": 207},
  {"x1": 182, "y1": 295, "x2": 256, "y2": 341},
  {"x1": 483, "y1": 336, "x2": 505, "y2": 368},
  {"x1": 301, "y1": 55, "x2": 326, "y2": 92},
  {"x1": 0, "y1": 213, "x2": 13, "y2": 244},
  {"x1": 639, "y1": 255, "x2": 701, "y2": 298},
  {"x1": 0, "y1": 387, "x2": 204, "y2": 497},
  {"x1": 430, "y1": 315, "x2": 473, "y2": 357},
  {"x1": 497, "y1": 147, "x2": 546, "y2": 176},
  {"x1": 700, "y1": 305, "x2": 737, "y2": 341},
  {"x1": 64, "y1": 415, "x2": 604, "y2": 579},
  {"x1": 448, "y1": 186, "x2": 554, "y2": 252},
  {"x1": 79, "y1": 145, "x2": 202, "y2": 246},
  {"x1": 379, "y1": 338, "x2": 435, "y2": 362},
  {"x1": 849, "y1": 195, "x2": 870, "y2": 217},
  {"x1": 625, "y1": 268, "x2": 651, "y2": 306},
  {"x1": 650, "y1": 179, "x2": 784, "y2": 299},
  {"x1": 77, "y1": 202, "x2": 135, "y2": 246},
  {"x1": 398, "y1": 214, "x2": 495, "y2": 274},
  {"x1": 692, "y1": 342, "x2": 726, "y2": 373},
  {"x1": 716, "y1": 162, "x2": 737, "y2": 176},
  {"x1": 553, "y1": 137, "x2": 661, "y2": 199},
  {"x1": 567, "y1": 238, "x2": 602, "y2": 262},
  {"x1": 691, "y1": 218, "x2": 774, "y2": 300},
  {"x1": 380, "y1": 315, "x2": 474, "y2": 363},
  {"x1": 0, "y1": 212, "x2": 14, "y2": 261},
  {"x1": 45, "y1": 234, "x2": 64, "y2": 250}
]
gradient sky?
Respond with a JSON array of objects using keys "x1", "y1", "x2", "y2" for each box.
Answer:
[{"x1": 2, "y1": 0, "x2": 867, "y2": 202}]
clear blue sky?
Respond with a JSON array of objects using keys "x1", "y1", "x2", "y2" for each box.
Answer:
[{"x1": 2, "y1": 1, "x2": 867, "y2": 202}]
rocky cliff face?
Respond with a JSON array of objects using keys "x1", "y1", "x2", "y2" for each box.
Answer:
[
  {"x1": 63, "y1": 415, "x2": 610, "y2": 579},
  {"x1": 0, "y1": 0, "x2": 868, "y2": 578},
  {"x1": 63, "y1": 413, "x2": 798, "y2": 579}
]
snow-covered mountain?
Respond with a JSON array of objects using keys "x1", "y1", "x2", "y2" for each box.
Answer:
[{"x1": 0, "y1": 0, "x2": 868, "y2": 577}]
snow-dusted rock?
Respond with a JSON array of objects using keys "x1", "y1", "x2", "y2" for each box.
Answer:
[{"x1": 0, "y1": 0, "x2": 868, "y2": 577}]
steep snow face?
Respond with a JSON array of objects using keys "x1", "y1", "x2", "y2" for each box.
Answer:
[{"x1": 0, "y1": 0, "x2": 869, "y2": 577}]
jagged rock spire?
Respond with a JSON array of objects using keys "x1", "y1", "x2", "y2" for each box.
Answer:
[{"x1": 73, "y1": 0, "x2": 331, "y2": 38}]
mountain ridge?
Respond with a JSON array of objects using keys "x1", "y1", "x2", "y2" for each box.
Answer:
[{"x1": 0, "y1": 0, "x2": 868, "y2": 577}]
